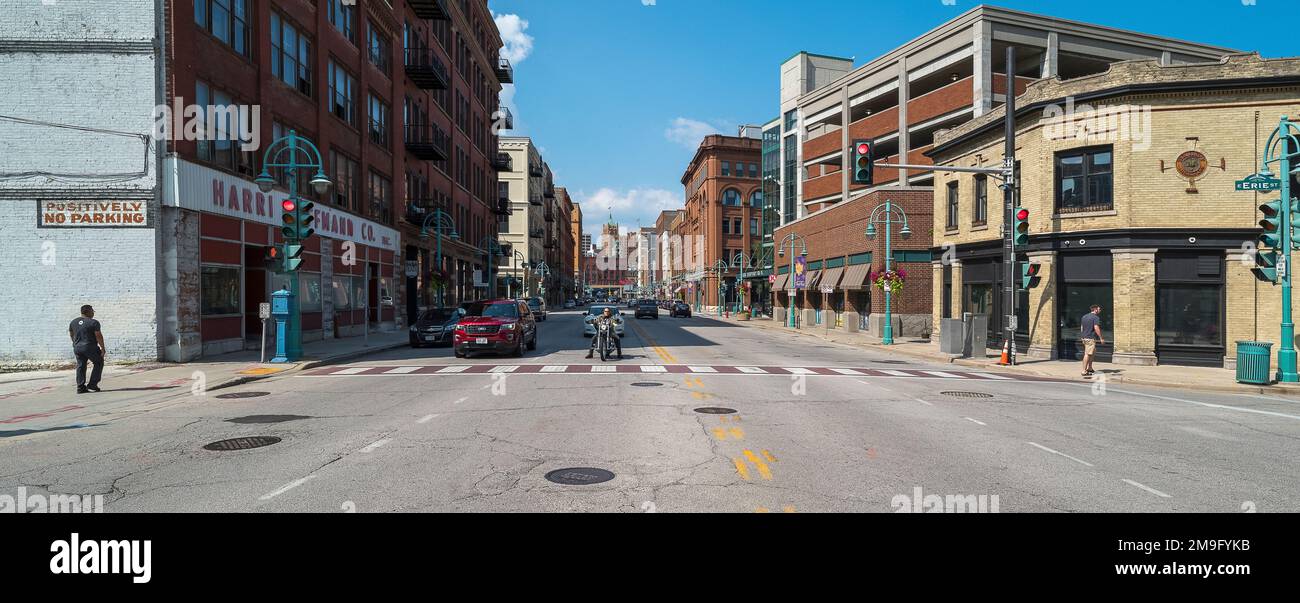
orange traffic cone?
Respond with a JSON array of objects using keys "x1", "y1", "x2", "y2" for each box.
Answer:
[{"x1": 998, "y1": 339, "x2": 1010, "y2": 365}]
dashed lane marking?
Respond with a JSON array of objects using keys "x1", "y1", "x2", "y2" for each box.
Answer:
[
  {"x1": 964, "y1": 417, "x2": 987, "y2": 426},
  {"x1": 359, "y1": 438, "x2": 391, "y2": 453},
  {"x1": 416, "y1": 414, "x2": 439, "y2": 424},
  {"x1": 1027, "y1": 441, "x2": 1095, "y2": 467},
  {"x1": 1122, "y1": 478, "x2": 1171, "y2": 499},
  {"x1": 258, "y1": 476, "x2": 316, "y2": 501}
]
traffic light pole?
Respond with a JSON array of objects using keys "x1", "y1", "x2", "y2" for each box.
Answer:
[
  {"x1": 1270, "y1": 117, "x2": 1298, "y2": 381},
  {"x1": 1002, "y1": 47, "x2": 1018, "y2": 366}
]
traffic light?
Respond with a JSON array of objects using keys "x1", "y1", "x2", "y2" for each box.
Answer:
[
  {"x1": 280, "y1": 197, "x2": 316, "y2": 241},
  {"x1": 1014, "y1": 207, "x2": 1030, "y2": 246},
  {"x1": 284, "y1": 243, "x2": 305, "y2": 272},
  {"x1": 851, "y1": 139, "x2": 874, "y2": 185},
  {"x1": 264, "y1": 244, "x2": 284, "y2": 273},
  {"x1": 1020, "y1": 261, "x2": 1041, "y2": 290},
  {"x1": 1254, "y1": 198, "x2": 1283, "y2": 283}
]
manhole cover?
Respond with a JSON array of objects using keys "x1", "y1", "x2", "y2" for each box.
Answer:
[
  {"x1": 225, "y1": 415, "x2": 311, "y2": 424},
  {"x1": 630, "y1": 382, "x2": 664, "y2": 387},
  {"x1": 941, "y1": 391, "x2": 994, "y2": 399},
  {"x1": 693, "y1": 407, "x2": 737, "y2": 414},
  {"x1": 545, "y1": 467, "x2": 615, "y2": 485},
  {"x1": 202, "y1": 436, "x2": 281, "y2": 451},
  {"x1": 214, "y1": 391, "x2": 270, "y2": 399}
]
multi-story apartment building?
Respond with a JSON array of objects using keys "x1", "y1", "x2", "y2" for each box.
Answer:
[
  {"x1": 930, "y1": 53, "x2": 1300, "y2": 368},
  {"x1": 498, "y1": 136, "x2": 549, "y2": 298},
  {"x1": 570, "y1": 200, "x2": 584, "y2": 295},
  {"x1": 653, "y1": 210, "x2": 681, "y2": 299},
  {"x1": 552, "y1": 187, "x2": 575, "y2": 305},
  {"x1": 679, "y1": 130, "x2": 763, "y2": 312},
  {"x1": 770, "y1": 5, "x2": 1236, "y2": 338}
]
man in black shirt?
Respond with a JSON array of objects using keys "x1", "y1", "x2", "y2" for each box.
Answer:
[
  {"x1": 69, "y1": 305, "x2": 106, "y2": 393},
  {"x1": 1080, "y1": 304, "x2": 1104, "y2": 377}
]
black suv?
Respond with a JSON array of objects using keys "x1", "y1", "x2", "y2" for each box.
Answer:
[
  {"x1": 635, "y1": 299, "x2": 658, "y2": 319},
  {"x1": 409, "y1": 308, "x2": 461, "y2": 347},
  {"x1": 669, "y1": 301, "x2": 692, "y2": 318}
]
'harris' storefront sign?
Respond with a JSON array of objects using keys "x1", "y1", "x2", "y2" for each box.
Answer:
[{"x1": 163, "y1": 156, "x2": 398, "y2": 252}]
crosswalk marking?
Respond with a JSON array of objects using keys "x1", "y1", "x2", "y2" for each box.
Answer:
[
  {"x1": 737, "y1": 366, "x2": 767, "y2": 374},
  {"x1": 437, "y1": 365, "x2": 471, "y2": 373},
  {"x1": 972, "y1": 372, "x2": 1013, "y2": 380},
  {"x1": 830, "y1": 368, "x2": 863, "y2": 375},
  {"x1": 590, "y1": 365, "x2": 616, "y2": 372},
  {"x1": 786, "y1": 367, "x2": 816, "y2": 375},
  {"x1": 489, "y1": 365, "x2": 518, "y2": 373},
  {"x1": 383, "y1": 366, "x2": 421, "y2": 374},
  {"x1": 540, "y1": 365, "x2": 568, "y2": 373},
  {"x1": 639, "y1": 365, "x2": 667, "y2": 373},
  {"x1": 922, "y1": 370, "x2": 963, "y2": 378},
  {"x1": 878, "y1": 370, "x2": 912, "y2": 377},
  {"x1": 687, "y1": 366, "x2": 717, "y2": 373},
  {"x1": 332, "y1": 367, "x2": 370, "y2": 375}
]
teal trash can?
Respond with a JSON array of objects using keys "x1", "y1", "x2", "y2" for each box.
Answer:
[{"x1": 1235, "y1": 341, "x2": 1274, "y2": 385}]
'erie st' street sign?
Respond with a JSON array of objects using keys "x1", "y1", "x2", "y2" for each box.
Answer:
[{"x1": 1236, "y1": 173, "x2": 1282, "y2": 191}]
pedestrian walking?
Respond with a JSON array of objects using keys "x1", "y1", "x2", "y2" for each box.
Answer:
[
  {"x1": 69, "y1": 304, "x2": 106, "y2": 393},
  {"x1": 1080, "y1": 304, "x2": 1103, "y2": 377}
]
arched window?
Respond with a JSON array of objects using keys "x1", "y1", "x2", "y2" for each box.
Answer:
[
  {"x1": 749, "y1": 190, "x2": 763, "y2": 207},
  {"x1": 722, "y1": 188, "x2": 742, "y2": 206}
]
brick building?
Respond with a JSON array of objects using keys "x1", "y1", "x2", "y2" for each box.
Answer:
[
  {"x1": 570, "y1": 200, "x2": 583, "y2": 297},
  {"x1": 929, "y1": 53, "x2": 1300, "y2": 368},
  {"x1": 679, "y1": 131, "x2": 764, "y2": 312},
  {"x1": 765, "y1": 5, "x2": 1235, "y2": 340}
]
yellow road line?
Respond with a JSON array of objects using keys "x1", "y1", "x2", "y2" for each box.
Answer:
[
  {"x1": 712, "y1": 427, "x2": 727, "y2": 440},
  {"x1": 762, "y1": 449, "x2": 777, "y2": 463},
  {"x1": 743, "y1": 449, "x2": 773, "y2": 480},
  {"x1": 729, "y1": 427, "x2": 744, "y2": 440},
  {"x1": 783, "y1": 505, "x2": 797, "y2": 513},
  {"x1": 732, "y1": 457, "x2": 751, "y2": 480},
  {"x1": 755, "y1": 507, "x2": 770, "y2": 513}
]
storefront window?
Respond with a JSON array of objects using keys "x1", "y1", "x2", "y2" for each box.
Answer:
[
  {"x1": 201, "y1": 266, "x2": 241, "y2": 316},
  {"x1": 1058, "y1": 284, "x2": 1113, "y2": 345},
  {"x1": 300, "y1": 273, "x2": 323, "y2": 312},
  {"x1": 332, "y1": 275, "x2": 353, "y2": 310},
  {"x1": 1156, "y1": 286, "x2": 1221, "y2": 347}
]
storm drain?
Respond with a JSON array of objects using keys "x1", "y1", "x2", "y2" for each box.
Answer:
[
  {"x1": 215, "y1": 391, "x2": 270, "y2": 399},
  {"x1": 693, "y1": 407, "x2": 737, "y2": 414},
  {"x1": 941, "y1": 391, "x2": 994, "y2": 399},
  {"x1": 545, "y1": 467, "x2": 615, "y2": 485},
  {"x1": 203, "y1": 436, "x2": 282, "y2": 451},
  {"x1": 225, "y1": 415, "x2": 311, "y2": 424},
  {"x1": 630, "y1": 382, "x2": 664, "y2": 387}
]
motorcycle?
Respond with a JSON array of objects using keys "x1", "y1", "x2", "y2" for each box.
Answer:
[{"x1": 596, "y1": 321, "x2": 618, "y2": 361}]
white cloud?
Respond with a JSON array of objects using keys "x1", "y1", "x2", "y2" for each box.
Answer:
[
  {"x1": 494, "y1": 13, "x2": 533, "y2": 64},
  {"x1": 664, "y1": 117, "x2": 723, "y2": 148},
  {"x1": 576, "y1": 187, "x2": 681, "y2": 235}
]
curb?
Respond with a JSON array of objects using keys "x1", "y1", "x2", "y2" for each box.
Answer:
[{"x1": 700, "y1": 315, "x2": 1300, "y2": 397}]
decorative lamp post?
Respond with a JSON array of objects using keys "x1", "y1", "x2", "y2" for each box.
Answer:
[{"x1": 864, "y1": 200, "x2": 911, "y2": 345}]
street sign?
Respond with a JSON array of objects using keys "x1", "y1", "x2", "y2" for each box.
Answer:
[
  {"x1": 768, "y1": 274, "x2": 776, "y2": 284},
  {"x1": 1236, "y1": 173, "x2": 1282, "y2": 191},
  {"x1": 259, "y1": 302, "x2": 271, "y2": 320},
  {"x1": 820, "y1": 285, "x2": 833, "y2": 294},
  {"x1": 404, "y1": 260, "x2": 418, "y2": 278}
]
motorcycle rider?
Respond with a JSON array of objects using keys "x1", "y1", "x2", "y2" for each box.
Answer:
[{"x1": 586, "y1": 307, "x2": 622, "y2": 359}]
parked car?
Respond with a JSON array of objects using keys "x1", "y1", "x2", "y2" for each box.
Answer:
[
  {"x1": 670, "y1": 301, "x2": 692, "y2": 318},
  {"x1": 635, "y1": 299, "x2": 659, "y2": 319},
  {"x1": 453, "y1": 299, "x2": 537, "y2": 358},
  {"x1": 563, "y1": 299, "x2": 576, "y2": 309},
  {"x1": 626, "y1": 298, "x2": 638, "y2": 308},
  {"x1": 409, "y1": 307, "x2": 461, "y2": 347},
  {"x1": 522, "y1": 297, "x2": 547, "y2": 320},
  {"x1": 583, "y1": 305, "x2": 626, "y2": 337}
]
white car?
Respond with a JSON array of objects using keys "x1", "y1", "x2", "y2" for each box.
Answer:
[{"x1": 583, "y1": 305, "x2": 625, "y2": 337}]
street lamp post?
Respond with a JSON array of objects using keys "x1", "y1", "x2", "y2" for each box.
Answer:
[
  {"x1": 776, "y1": 233, "x2": 808, "y2": 328},
  {"x1": 253, "y1": 130, "x2": 331, "y2": 363},
  {"x1": 712, "y1": 259, "x2": 729, "y2": 316},
  {"x1": 420, "y1": 209, "x2": 458, "y2": 306},
  {"x1": 477, "y1": 237, "x2": 505, "y2": 299},
  {"x1": 864, "y1": 200, "x2": 912, "y2": 345}
]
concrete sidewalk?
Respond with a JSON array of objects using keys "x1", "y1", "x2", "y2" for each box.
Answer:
[
  {"x1": 0, "y1": 331, "x2": 408, "y2": 397},
  {"x1": 696, "y1": 313, "x2": 1300, "y2": 396}
]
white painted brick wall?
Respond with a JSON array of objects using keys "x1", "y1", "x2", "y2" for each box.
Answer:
[{"x1": 0, "y1": 0, "x2": 160, "y2": 366}]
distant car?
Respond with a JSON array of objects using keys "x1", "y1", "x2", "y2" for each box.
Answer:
[
  {"x1": 626, "y1": 299, "x2": 638, "y2": 308},
  {"x1": 563, "y1": 300, "x2": 576, "y2": 309},
  {"x1": 453, "y1": 299, "x2": 537, "y2": 358},
  {"x1": 670, "y1": 301, "x2": 691, "y2": 318},
  {"x1": 522, "y1": 297, "x2": 547, "y2": 320},
  {"x1": 635, "y1": 299, "x2": 658, "y2": 319},
  {"x1": 583, "y1": 305, "x2": 626, "y2": 337},
  {"x1": 409, "y1": 307, "x2": 460, "y2": 347}
]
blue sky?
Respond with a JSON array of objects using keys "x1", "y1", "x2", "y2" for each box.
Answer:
[{"x1": 489, "y1": 0, "x2": 1294, "y2": 237}]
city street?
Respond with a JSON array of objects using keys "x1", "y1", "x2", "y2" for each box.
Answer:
[{"x1": 2, "y1": 308, "x2": 1296, "y2": 513}]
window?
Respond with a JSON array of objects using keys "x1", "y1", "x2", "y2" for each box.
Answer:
[
  {"x1": 722, "y1": 219, "x2": 730, "y2": 234},
  {"x1": 721, "y1": 161, "x2": 730, "y2": 176},
  {"x1": 1056, "y1": 146, "x2": 1113, "y2": 213},
  {"x1": 749, "y1": 190, "x2": 763, "y2": 207},
  {"x1": 327, "y1": 0, "x2": 356, "y2": 42},
  {"x1": 330, "y1": 149, "x2": 359, "y2": 211},
  {"x1": 200, "y1": 266, "x2": 240, "y2": 316},
  {"x1": 369, "y1": 171, "x2": 392, "y2": 224},
  {"x1": 973, "y1": 175, "x2": 987, "y2": 225},
  {"x1": 368, "y1": 27, "x2": 391, "y2": 75},
  {"x1": 299, "y1": 273, "x2": 323, "y2": 313},
  {"x1": 750, "y1": 218, "x2": 759, "y2": 236},
  {"x1": 328, "y1": 61, "x2": 356, "y2": 125},
  {"x1": 749, "y1": 163, "x2": 759, "y2": 178},
  {"x1": 196, "y1": 0, "x2": 249, "y2": 57},
  {"x1": 732, "y1": 219, "x2": 741, "y2": 235},
  {"x1": 368, "y1": 95, "x2": 390, "y2": 148},
  {"x1": 195, "y1": 81, "x2": 253, "y2": 174},
  {"x1": 271, "y1": 13, "x2": 312, "y2": 96},
  {"x1": 946, "y1": 181, "x2": 959, "y2": 229},
  {"x1": 722, "y1": 189, "x2": 742, "y2": 206}
]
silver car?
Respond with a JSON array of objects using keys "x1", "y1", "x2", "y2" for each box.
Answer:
[{"x1": 583, "y1": 305, "x2": 625, "y2": 337}]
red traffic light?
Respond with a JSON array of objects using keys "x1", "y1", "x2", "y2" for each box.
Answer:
[
  {"x1": 281, "y1": 199, "x2": 296, "y2": 212},
  {"x1": 1025, "y1": 263, "x2": 1041, "y2": 277},
  {"x1": 1016, "y1": 208, "x2": 1029, "y2": 221},
  {"x1": 267, "y1": 246, "x2": 281, "y2": 259},
  {"x1": 856, "y1": 143, "x2": 870, "y2": 156}
]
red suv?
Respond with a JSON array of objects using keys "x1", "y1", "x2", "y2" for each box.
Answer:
[{"x1": 453, "y1": 299, "x2": 538, "y2": 358}]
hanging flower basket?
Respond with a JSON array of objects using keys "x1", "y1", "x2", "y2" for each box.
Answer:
[{"x1": 869, "y1": 269, "x2": 907, "y2": 301}]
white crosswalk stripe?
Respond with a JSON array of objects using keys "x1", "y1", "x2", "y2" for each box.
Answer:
[
  {"x1": 879, "y1": 370, "x2": 912, "y2": 377},
  {"x1": 786, "y1": 367, "x2": 816, "y2": 375},
  {"x1": 489, "y1": 365, "x2": 519, "y2": 373},
  {"x1": 972, "y1": 372, "x2": 1013, "y2": 380},
  {"x1": 436, "y1": 365, "x2": 471, "y2": 373},
  {"x1": 383, "y1": 366, "x2": 421, "y2": 374},
  {"x1": 332, "y1": 367, "x2": 369, "y2": 375},
  {"x1": 831, "y1": 368, "x2": 864, "y2": 375},
  {"x1": 922, "y1": 371, "x2": 963, "y2": 378},
  {"x1": 737, "y1": 366, "x2": 767, "y2": 374},
  {"x1": 590, "y1": 365, "x2": 616, "y2": 372},
  {"x1": 639, "y1": 365, "x2": 668, "y2": 373},
  {"x1": 687, "y1": 366, "x2": 717, "y2": 373},
  {"x1": 540, "y1": 365, "x2": 568, "y2": 373}
]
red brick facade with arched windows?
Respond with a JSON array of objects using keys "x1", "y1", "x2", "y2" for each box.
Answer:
[{"x1": 679, "y1": 134, "x2": 764, "y2": 309}]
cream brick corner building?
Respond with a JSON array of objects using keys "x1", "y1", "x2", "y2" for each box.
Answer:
[{"x1": 929, "y1": 53, "x2": 1300, "y2": 369}]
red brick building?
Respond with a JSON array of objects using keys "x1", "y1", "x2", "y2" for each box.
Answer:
[
  {"x1": 679, "y1": 133, "x2": 763, "y2": 311},
  {"x1": 164, "y1": 0, "x2": 508, "y2": 356}
]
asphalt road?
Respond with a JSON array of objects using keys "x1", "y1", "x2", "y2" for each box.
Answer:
[{"x1": 1, "y1": 307, "x2": 1297, "y2": 512}]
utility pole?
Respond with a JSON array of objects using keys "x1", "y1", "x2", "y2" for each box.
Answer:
[{"x1": 1001, "y1": 47, "x2": 1019, "y2": 366}]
